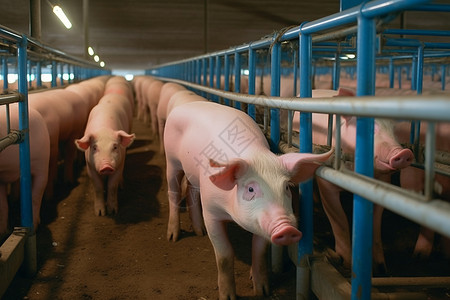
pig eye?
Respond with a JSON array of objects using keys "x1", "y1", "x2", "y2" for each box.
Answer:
[
  {"x1": 112, "y1": 144, "x2": 118, "y2": 151},
  {"x1": 248, "y1": 186, "x2": 254, "y2": 193},
  {"x1": 243, "y1": 182, "x2": 263, "y2": 201},
  {"x1": 92, "y1": 144, "x2": 98, "y2": 151}
]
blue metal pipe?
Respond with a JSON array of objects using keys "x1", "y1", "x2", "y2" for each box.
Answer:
[
  {"x1": 223, "y1": 54, "x2": 230, "y2": 106},
  {"x1": 269, "y1": 41, "x2": 280, "y2": 153},
  {"x1": 248, "y1": 47, "x2": 256, "y2": 119},
  {"x1": 2, "y1": 57, "x2": 8, "y2": 91},
  {"x1": 17, "y1": 36, "x2": 33, "y2": 231},
  {"x1": 234, "y1": 51, "x2": 241, "y2": 110},
  {"x1": 352, "y1": 13, "x2": 376, "y2": 300}
]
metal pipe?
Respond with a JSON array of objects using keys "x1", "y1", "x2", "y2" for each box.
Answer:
[
  {"x1": 315, "y1": 166, "x2": 450, "y2": 239},
  {"x1": 424, "y1": 122, "x2": 436, "y2": 201},
  {"x1": 0, "y1": 131, "x2": 22, "y2": 152},
  {"x1": 155, "y1": 78, "x2": 450, "y2": 122},
  {"x1": 269, "y1": 41, "x2": 280, "y2": 153}
]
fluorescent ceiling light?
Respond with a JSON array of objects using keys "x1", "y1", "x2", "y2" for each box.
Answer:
[
  {"x1": 94, "y1": 55, "x2": 99, "y2": 62},
  {"x1": 53, "y1": 5, "x2": 72, "y2": 29},
  {"x1": 88, "y1": 47, "x2": 95, "y2": 56}
]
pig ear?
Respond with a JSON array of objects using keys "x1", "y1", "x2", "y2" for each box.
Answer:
[
  {"x1": 117, "y1": 130, "x2": 135, "y2": 148},
  {"x1": 279, "y1": 150, "x2": 333, "y2": 183},
  {"x1": 75, "y1": 135, "x2": 91, "y2": 151},
  {"x1": 209, "y1": 158, "x2": 248, "y2": 191}
]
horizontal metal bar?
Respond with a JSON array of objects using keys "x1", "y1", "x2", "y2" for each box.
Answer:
[
  {"x1": 0, "y1": 93, "x2": 22, "y2": 106},
  {"x1": 156, "y1": 77, "x2": 450, "y2": 122},
  {"x1": 384, "y1": 29, "x2": 450, "y2": 37},
  {"x1": 315, "y1": 166, "x2": 450, "y2": 239},
  {"x1": 300, "y1": 0, "x2": 430, "y2": 35},
  {"x1": 372, "y1": 276, "x2": 450, "y2": 287},
  {"x1": 0, "y1": 130, "x2": 22, "y2": 152}
]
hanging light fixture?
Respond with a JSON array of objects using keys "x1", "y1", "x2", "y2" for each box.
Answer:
[{"x1": 47, "y1": 1, "x2": 72, "y2": 29}]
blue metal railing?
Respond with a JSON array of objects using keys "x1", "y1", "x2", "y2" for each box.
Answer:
[{"x1": 147, "y1": 1, "x2": 450, "y2": 299}]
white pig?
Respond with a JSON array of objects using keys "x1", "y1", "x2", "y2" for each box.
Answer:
[
  {"x1": 164, "y1": 100, "x2": 332, "y2": 299},
  {"x1": 75, "y1": 94, "x2": 135, "y2": 216}
]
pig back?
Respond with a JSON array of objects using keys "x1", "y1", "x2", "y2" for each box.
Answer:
[
  {"x1": 165, "y1": 101, "x2": 268, "y2": 185},
  {"x1": 87, "y1": 94, "x2": 133, "y2": 133}
]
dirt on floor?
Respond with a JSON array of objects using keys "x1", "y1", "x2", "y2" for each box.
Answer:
[{"x1": 2, "y1": 117, "x2": 450, "y2": 300}]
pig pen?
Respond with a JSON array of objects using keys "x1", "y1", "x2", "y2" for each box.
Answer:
[{"x1": 2, "y1": 114, "x2": 449, "y2": 300}]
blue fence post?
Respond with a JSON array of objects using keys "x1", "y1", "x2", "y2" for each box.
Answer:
[
  {"x1": 202, "y1": 57, "x2": 207, "y2": 98},
  {"x1": 234, "y1": 51, "x2": 241, "y2": 110},
  {"x1": 18, "y1": 36, "x2": 33, "y2": 231},
  {"x1": 3, "y1": 57, "x2": 9, "y2": 91},
  {"x1": 442, "y1": 64, "x2": 447, "y2": 90},
  {"x1": 352, "y1": 11, "x2": 376, "y2": 300},
  {"x1": 269, "y1": 40, "x2": 280, "y2": 153},
  {"x1": 215, "y1": 55, "x2": 222, "y2": 103},
  {"x1": 36, "y1": 61, "x2": 42, "y2": 87},
  {"x1": 248, "y1": 46, "x2": 256, "y2": 119},
  {"x1": 51, "y1": 61, "x2": 57, "y2": 87},
  {"x1": 389, "y1": 57, "x2": 395, "y2": 88},
  {"x1": 224, "y1": 54, "x2": 230, "y2": 106},
  {"x1": 297, "y1": 22, "x2": 313, "y2": 300}
]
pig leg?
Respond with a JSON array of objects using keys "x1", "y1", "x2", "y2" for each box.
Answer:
[
  {"x1": 158, "y1": 118, "x2": 165, "y2": 154},
  {"x1": 250, "y1": 234, "x2": 270, "y2": 296},
  {"x1": 166, "y1": 164, "x2": 184, "y2": 241},
  {"x1": 204, "y1": 217, "x2": 236, "y2": 300},
  {"x1": 87, "y1": 166, "x2": 106, "y2": 216},
  {"x1": 106, "y1": 169, "x2": 123, "y2": 215},
  {"x1": 372, "y1": 204, "x2": 387, "y2": 276},
  {"x1": 185, "y1": 180, "x2": 206, "y2": 236},
  {"x1": 30, "y1": 172, "x2": 48, "y2": 232},
  {"x1": 413, "y1": 227, "x2": 435, "y2": 258},
  {"x1": 317, "y1": 177, "x2": 352, "y2": 269},
  {"x1": 0, "y1": 184, "x2": 9, "y2": 235}
]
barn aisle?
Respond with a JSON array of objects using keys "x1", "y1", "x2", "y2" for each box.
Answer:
[{"x1": 3, "y1": 117, "x2": 296, "y2": 300}]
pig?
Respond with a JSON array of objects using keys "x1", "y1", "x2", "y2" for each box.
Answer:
[
  {"x1": 164, "y1": 100, "x2": 332, "y2": 299},
  {"x1": 105, "y1": 76, "x2": 134, "y2": 113},
  {"x1": 395, "y1": 121, "x2": 450, "y2": 259},
  {"x1": 75, "y1": 93, "x2": 135, "y2": 216},
  {"x1": 0, "y1": 104, "x2": 50, "y2": 235},
  {"x1": 156, "y1": 82, "x2": 187, "y2": 153},
  {"x1": 29, "y1": 88, "x2": 88, "y2": 198},
  {"x1": 291, "y1": 89, "x2": 414, "y2": 274},
  {"x1": 132, "y1": 75, "x2": 155, "y2": 121},
  {"x1": 142, "y1": 79, "x2": 164, "y2": 136}
]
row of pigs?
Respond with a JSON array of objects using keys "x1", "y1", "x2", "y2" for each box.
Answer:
[
  {"x1": 133, "y1": 75, "x2": 449, "y2": 299},
  {"x1": 0, "y1": 73, "x2": 448, "y2": 299}
]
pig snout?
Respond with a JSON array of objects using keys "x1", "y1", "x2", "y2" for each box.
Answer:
[
  {"x1": 271, "y1": 225, "x2": 302, "y2": 246},
  {"x1": 389, "y1": 148, "x2": 414, "y2": 170},
  {"x1": 99, "y1": 163, "x2": 115, "y2": 175}
]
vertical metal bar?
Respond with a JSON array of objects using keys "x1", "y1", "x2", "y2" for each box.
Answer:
[
  {"x1": 352, "y1": 12, "x2": 375, "y2": 300},
  {"x1": 248, "y1": 47, "x2": 256, "y2": 119},
  {"x1": 51, "y1": 61, "x2": 57, "y2": 87},
  {"x1": 270, "y1": 41, "x2": 280, "y2": 153},
  {"x1": 59, "y1": 63, "x2": 64, "y2": 86},
  {"x1": 441, "y1": 64, "x2": 446, "y2": 91},
  {"x1": 224, "y1": 54, "x2": 230, "y2": 106},
  {"x1": 215, "y1": 55, "x2": 221, "y2": 102},
  {"x1": 202, "y1": 57, "x2": 207, "y2": 97},
  {"x1": 424, "y1": 122, "x2": 436, "y2": 201},
  {"x1": 334, "y1": 114, "x2": 342, "y2": 170},
  {"x1": 3, "y1": 57, "x2": 9, "y2": 91},
  {"x1": 398, "y1": 65, "x2": 402, "y2": 89},
  {"x1": 411, "y1": 55, "x2": 417, "y2": 91},
  {"x1": 297, "y1": 24, "x2": 313, "y2": 300},
  {"x1": 209, "y1": 56, "x2": 214, "y2": 101},
  {"x1": 28, "y1": 61, "x2": 32, "y2": 88},
  {"x1": 389, "y1": 57, "x2": 394, "y2": 88},
  {"x1": 234, "y1": 51, "x2": 241, "y2": 110},
  {"x1": 18, "y1": 37, "x2": 33, "y2": 230},
  {"x1": 416, "y1": 45, "x2": 424, "y2": 95}
]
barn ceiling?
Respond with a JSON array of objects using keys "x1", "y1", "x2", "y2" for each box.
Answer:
[{"x1": 0, "y1": 0, "x2": 449, "y2": 74}]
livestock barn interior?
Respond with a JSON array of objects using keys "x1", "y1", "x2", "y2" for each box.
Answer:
[{"x1": 0, "y1": 0, "x2": 450, "y2": 299}]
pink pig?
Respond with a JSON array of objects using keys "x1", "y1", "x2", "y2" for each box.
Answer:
[
  {"x1": 292, "y1": 88, "x2": 414, "y2": 274},
  {"x1": 164, "y1": 101, "x2": 332, "y2": 299},
  {"x1": 156, "y1": 82, "x2": 187, "y2": 153},
  {"x1": 142, "y1": 79, "x2": 164, "y2": 136},
  {"x1": 75, "y1": 93, "x2": 135, "y2": 216},
  {"x1": 0, "y1": 104, "x2": 50, "y2": 235}
]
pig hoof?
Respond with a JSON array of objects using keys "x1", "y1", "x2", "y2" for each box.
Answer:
[
  {"x1": 326, "y1": 248, "x2": 351, "y2": 277},
  {"x1": 167, "y1": 229, "x2": 180, "y2": 242}
]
